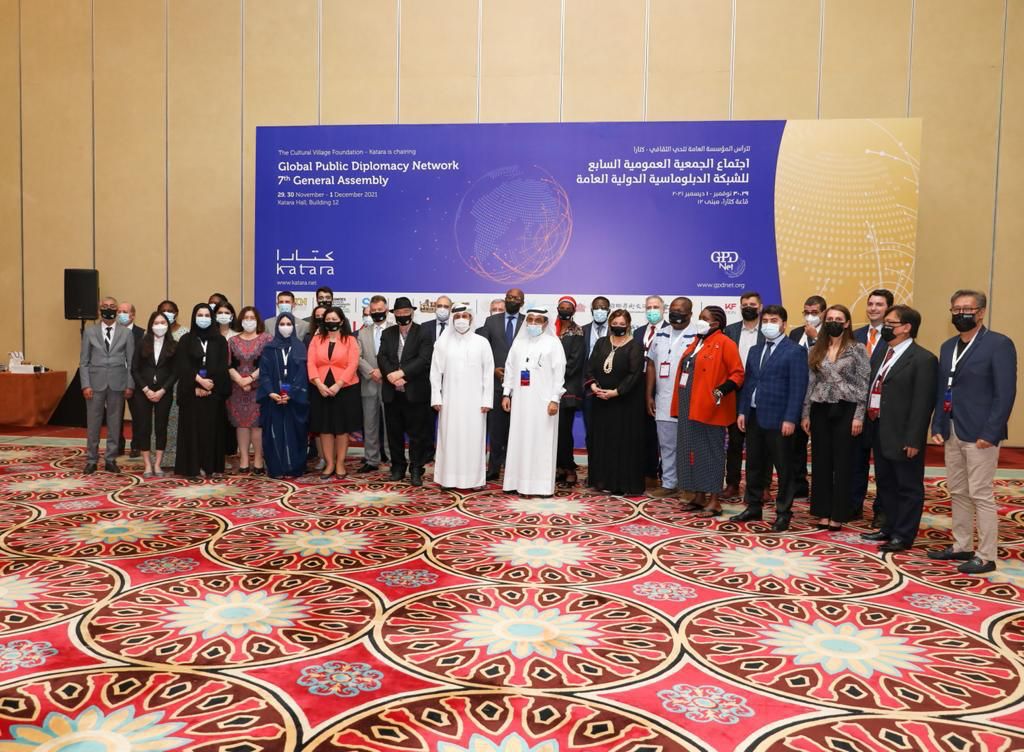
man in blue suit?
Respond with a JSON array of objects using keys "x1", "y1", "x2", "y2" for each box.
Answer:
[
  {"x1": 928, "y1": 290, "x2": 1017, "y2": 574},
  {"x1": 733, "y1": 305, "x2": 809, "y2": 531}
]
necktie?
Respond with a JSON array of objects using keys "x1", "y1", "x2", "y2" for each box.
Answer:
[
  {"x1": 867, "y1": 327, "x2": 878, "y2": 355},
  {"x1": 867, "y1": 348, "x2": 895, "y2": 420},
  {"x1": 759, "y1": 340, "x2": 775, "y2": 368},
  {"x1": 439, "y1": 322, "x2": 446, "y2": 336},
  {"x1": 374, "y1": 326, "x2": 382, "y2": 355},
  {"x1": 505, "y1": 316, "x2": 514, "y2": 346},
  {"x1": 104, "y1": 326, "x2": 113, "y2": 351}
]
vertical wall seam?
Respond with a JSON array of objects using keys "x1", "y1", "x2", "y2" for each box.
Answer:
[
  {"x1": 90, "y1": 0, "x2": 96, "y2": 269},
  {"x1": 988, "y1": 0, "x2": 1009, "y2": 318},
  {"x1": 240, "y1": 0, "x2": 245, "y2": 304},
  {"x1": 642, "y1": 0, "x2": 650, "y2": 121},
  {"x1": 816, "y1": 0, "x2": 825, "y2": 118},
  {"x1": 164, "y1": 0, "x2": 169, "y2": 299},
  {"x1": 476, "y1": 0, "x2": 482, "y2": 123},
  {"x1": 317, "y1": 0, "x2": 322, "y2": 125},
  {"x1": 729, "y1": 0, "x2": 737, "y2": 119},
  {"x1": 906, "y1": 0, "x2": 916, "y2": 116},
  {"x1": 559, "y1": 0, "x2": 565, "y2": 122},
  {"x1": 396, "y1": 0, "x2": 401, "y2": 123},
  {"x1": 17, "y1": 0, "x2": 25, "y2": 352}
]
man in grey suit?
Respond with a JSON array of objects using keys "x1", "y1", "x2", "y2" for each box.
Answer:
[
  {"x1": 356, "y1": 294, "x2": 392, "y2": 472},
  {"x1": 477, "y1": 288, "x2": 525, "y2": 481},
  {"x1": 80, "y1": 296, "x2": 135, "y2": 474}
]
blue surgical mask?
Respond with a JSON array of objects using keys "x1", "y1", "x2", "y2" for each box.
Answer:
[
  {"x1": 592, "y1": 309, "x2": 609, "y2": 324},
  {"x1": 646, "y1": 309, "x2": 662, "y2": 325},
  {"x1": 363, "y1": 316, "x2": 373, "y2": 328},
  {"x1": 526, "y1": 324, "x2": 543, "y2": 338},
  {"x1": 278, "y1": 302, "x2": 292, "y2": 315},
  {"x1": 435, "y1": 306, "x2": 451, "y2": 322},
  {"x1": 162, "y1": 311, "x2": 176, "y2": 324},
  {"x1": 195, "y1": 316, "x2": 212, "y2": 329},
  {"x1": 761, "y1": 322, "x2": 781, "y2": 340},
  {"x1": 116, "y1": 312, "x2": 131, "y2": 326}
]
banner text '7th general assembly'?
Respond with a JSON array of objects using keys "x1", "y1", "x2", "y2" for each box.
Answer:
[{"x1": 276, "y1": 160, "x2": 461, "y2": 188}]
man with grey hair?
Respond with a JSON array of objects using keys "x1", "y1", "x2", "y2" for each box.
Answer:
[
  {"x1": 80, "y1": 296, "x2": 135, "y2": 473},
  {"x1": 929, "y1": 289, "x2": 1017, "y2": 574}
]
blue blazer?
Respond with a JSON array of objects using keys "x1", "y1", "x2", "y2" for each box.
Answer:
[
  {"x1": 931, "y1": 327, "x2": 1017, "y2": 444},
  {"x1": 738, "y1": 336, "x2": 809, "y2": 430}
]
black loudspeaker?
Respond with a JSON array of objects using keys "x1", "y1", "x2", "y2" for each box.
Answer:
[{"x1": 64, "y1": 268, "x2": 99, "y2": 320}]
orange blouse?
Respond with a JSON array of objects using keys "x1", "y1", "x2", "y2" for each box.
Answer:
[
  {"x1": 306, "y1": 334, "x2": 360, "y2": 387},
  {"x1": 669, "y1": 330, "x2": 745, "y2": 426}
]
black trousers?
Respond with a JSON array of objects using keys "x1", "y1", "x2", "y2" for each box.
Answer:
[
  {"x1": 743, "y1": 408, "x2": 796, "y2": 519},
  {"x1": 872, "y1": 425, "x2": 925, "y2": 543},
  {"x1": 849, "y1": 424, "x2": 878, "y2": 517},
  {"x1": 556, "y1": 405, "x2": 578, "y2": 471},
  {"x1": 791, "y1": 424, "x2": 810, "y2": 495},
  {"x1": 726, "y1": 421, "x2": 771, "y2": 490},
  {"x1": 386, "y1": 393, "x2": 431, "y2": 473},
  {"x1": 487, "y1": 400, "x2": 511, "y2": 473},
  {"x1": 809, "y1": 401, "x2": 856, "y2": 522},
  {"x1": 130, "y1": 391, "x2": 174, "y2": 451},
  {"x1": 642, "y1": 411, "x2": 660, "y2": 478}
]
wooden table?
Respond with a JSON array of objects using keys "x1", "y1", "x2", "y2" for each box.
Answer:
[{"x1": 0, "y1": 371, "x2": 68, "y2": 427}]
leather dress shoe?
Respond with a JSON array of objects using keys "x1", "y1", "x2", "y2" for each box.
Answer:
[
  {"x1": 410, "y1": 469, "x2": 424, "y2": 487},
  {"x1": 730, "y1": 508, "x2": 763, "y2": 523},
  {"x1": 870, "y1": 513, "x2": 887, "y2": 529},
  {"x1": 104, "y1": 461, "x2": 120, "y2": 474},
  {"x1": 83, "y1": 462, "x2": 98, "y2": 475},
  {"x1": 927, "y1": 545, "x2": 974, "y2": 562},
  {"x1": 879, "y1": 538, "x2": 910, "y2": 553},
  {"x1": 355, "y1": 462, "x2": 378, "y2": 474},
  {"x1": 771, "y1": 517, "x2": 791, "y2": 532},
  {"x1": 957, "y1": 556, "x2": 996, "y2": 575},
  {"x1": 648, "y1": 486, "x2": 679, "y2": 498},
  {"x1": 860, "y1": 530, "x2": 890, "y2": 541},
  {"x1": 389, "y1": 468, "x2": 406, "y2": 482}
]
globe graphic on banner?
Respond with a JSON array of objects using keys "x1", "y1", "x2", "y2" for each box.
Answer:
[{"x1": 454, "y1": 165, "x2": 573, "y2": 284}]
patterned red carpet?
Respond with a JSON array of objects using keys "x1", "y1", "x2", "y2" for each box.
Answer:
[{"x1": 0, "y1": 441, "x2": 1022, "y2": 751}]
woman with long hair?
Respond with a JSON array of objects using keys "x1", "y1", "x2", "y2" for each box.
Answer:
[
  {"x1": 228, "y1": 306, "x2": 272, "y2": 474},
  {"x1": 130, "y1": 311, "x2": 178, "y2": 477}
]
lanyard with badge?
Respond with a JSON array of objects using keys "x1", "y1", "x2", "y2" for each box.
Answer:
[
  {"x1": 280, "y1": 346, "x2": 292, "y2": 395},
  {"x1": 521, "y1": 348, "x2": 542, "y2": 387},
  {"x1": 198, "y1": 340, "x2": 209, "y2": 378},
  {"x1": 678, "y1": 340, "x2": 704, "y2": 388},
  {"x1": 659, "y1": 330, "x2": 688, "y2": 379},
  {"x1": 944, "y1": 332, "x2": 978, "y2": 413}
]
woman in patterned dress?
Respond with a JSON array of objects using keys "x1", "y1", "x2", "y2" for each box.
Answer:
[
  {"x1": 157, "y1": 299, "x2": 188, "y2": 471},
  {"x1": 228, "y1": 306, "x2": 272, "y2": 474}
]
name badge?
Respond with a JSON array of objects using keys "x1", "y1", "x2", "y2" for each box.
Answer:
[
  {"x1": 869, "y1": 393, "x2": 881, "y2": 410},
  {"x1": 198, "y1": 369, "x2": 208, "y2": 378},
  {"x1": 943, "y1": 388, "x2": 952, "y2": 413},
  {"x1": 280, "y1": 382, "x2": 291, "y2": 395},
  {"x1": 679, "y1": 372, "x2": 690, "y2": 388},
  {"x1": 659, "y1": 361, "x2": 670, "y2": 378},
  {"x1": 520, "y1": 370, "x2": 530, "y2": 387}
]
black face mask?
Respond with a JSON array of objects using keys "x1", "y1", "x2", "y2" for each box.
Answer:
[
  {"x1": 741, "y1": 306, "x2": 759, "y2": 321},
  {"x1": 504, "y1": 301, "x2": 522, "y2": 315},
  {"x1": 100, "y1": 308, "x2": 117, "y2": 321},
  {"x1": 395, "y1": 315, "x2": 412, "y2": 326},
  {"x1": 370, "y1": 311, "x2": 387, "y2": 323},
  {"x1": 317, "y1": 298, "x2": 333, "y2": 307},
  {"x1": 668, "y1": 312, "x2": 690, "y2": 326},
  {"x1": 557, "y1": 309, "x2": 574, "y2": 321},
  {"x1": 610, "y1": 325, "x2": 629, "y2": 337},
  {"x1": 880, "y1": 324, "x2": 898, "y2": 342},
  {"x1": 952, "y1": 313, "x2": 976, "y2": 332},
  {"x1": 325, "y1": 321, "x2": 341, "y2": 331},
  {"x1": 823, "y1": 321, "x2": 845, "y2": 338}
]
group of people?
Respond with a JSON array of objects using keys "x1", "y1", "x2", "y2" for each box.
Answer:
[{"x1": 79, "y1": 285, "x2": 1016, "y2": 573}]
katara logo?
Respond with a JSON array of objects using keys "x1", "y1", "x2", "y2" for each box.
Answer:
[{"x1": 711, "y1": 250, "x2": 746, "y2": 278}]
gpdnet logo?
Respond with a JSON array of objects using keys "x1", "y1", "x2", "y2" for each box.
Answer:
[{"x1": 710, "y1": 250, "x2": 746, "y2": 278}]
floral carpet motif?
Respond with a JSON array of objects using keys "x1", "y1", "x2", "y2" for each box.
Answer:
[{"x1": 0, "y1": 441, "x2": 1022, "y2": 751}]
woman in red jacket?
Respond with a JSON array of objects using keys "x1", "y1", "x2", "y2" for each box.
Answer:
[
  {"x1": 670, "y1": 305, "x2": 744, "y2": 517},
  {"x1": 306, "y1": 307, "x2": 363, "y2": 479}
]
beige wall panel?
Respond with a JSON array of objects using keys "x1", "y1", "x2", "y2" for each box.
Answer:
[
  {"x1": 94, "y1": 0, "x2": 166, "y2": 317},
  {"x1": 0, "y1": 0, "x2": 22, "y2": 360},
  {"x1": 820, "y1": 0, "x2": 912, "y2": 118},
  {"x1": 243, "y1": 0, "x2": 319, "y2": 307},
  {"x1": 322, "y1": 0, "x2": 398, "y2": 125},
  {"x1": 647, "y1": 0, "x2": 731, "y2": 120},
  {"x1": 991, "y1": 0, "x2": 1024, "y2": 444},
  {"x1": 21, "y1": 0, "x2": 93, "y2": 378},
  {"x1": 480, "y1": 0, "x2": 560, "y2": 123},
  {"x1": 563, "y1": 0, "x2": 645, "y2": 122},
  {"x1": 733, "y1": 0, "x2": 819, "y2": 119},
  {"x1": 400, "y1": 0, "x2": 478, "y2": 123},
  {"x1": 910, "y1": 0, "x2": 1004, "y2": 359},
  {"x1": 168, "y1": 0, "x2": 242, "y2": 310}
]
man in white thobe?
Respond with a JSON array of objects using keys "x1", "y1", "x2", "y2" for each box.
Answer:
[
  {"x1": 501, "y1": 307, "x2": 567, "y2": 497},
  {"x1": 430, "y1": 306, "x2": 494, "y2": 489}
]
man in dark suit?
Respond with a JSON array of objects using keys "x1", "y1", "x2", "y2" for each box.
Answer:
[
  {"x1": 928, "y1": 290, "x2": 1017, "y2": 574},
  {"x1": 477, "y1": 288, "x2": 525, "y2": 481},
  {"x1": 634, "y1": 295, "x2": 669, "y2": 484},
  {"x1": 733, "y1": 305, "x2": 808, "y2": 531},
  {"x1": 850, "y1": 288, "x2": 893, "y2": 524},
  {"x1": 859, "y1": 305, "x2": 937, "y2": 553},
  {"x1": 419, "y1": 295, "x2": 452, "y2": 342},
  {"x1": 581, "y1": 295, "x2": 611, "y2": 468},
  {"x1": 378, "y1": 297, "x2": 435, "y2": 486},
  {"x1": 80, "y1": 296, "x2": 135, "y2": 474},
  {"x1": 722, "y1": 291, "x2": 765, "y2": 498},
  {"x1": 786, "y1": 295, "x2": 826, "y2": 499}
]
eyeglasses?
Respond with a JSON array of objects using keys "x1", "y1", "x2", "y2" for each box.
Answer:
[
  {"x1": 882, "y1": 320, "x2": 904, "y2": 327},
  {"x1": 950, "y1": 307, "x2": 980, "y2": 314}
]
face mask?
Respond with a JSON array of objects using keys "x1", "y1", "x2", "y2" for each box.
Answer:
[
  {"x1": 370, "y1": 311, "x2": 387, "y2": 323},
  {"x1": 823, "y1": 321, "x2": 845, "y2": 338},
  {"x1": 610, "y1": 325, "x2": 629, "y2": 336},
  {"x1": 325, "y1": 321, "x2": 341, "y2": 331},
  {"x1": 152, "y1": 324, "x2": 168, "y2": 337},
  {"x1": 645, "y1": 309, "x2": 663, "y2": 325},
  {"x1": 195, "y1": 316, "x2": 212, "y2": 329},
  {"x1": 741, "y1": 306, "x2": 759, "y2": 322},
  {"x1": 363, "y1": 316, "x2": 373, "y2": 327},
  {"x1": 952, "y1": 312, "x2": 976, "y2": 332},
  {"x1": 117, "y1": 312, "x2": 131, "y2": 326},
  {"x1": 317, "y1": 297, "x2": 333, "y2": 307},
  {"x1": 395, "y1": 315, "x2": 412, "y2": 326},
  {"x1": 668, "y1": 311, "x2": 689, "y2": 326},
  {"x1": 526, "y1": 324, "x2": 543, "y2": 337},
  {"x1": 557, "y1": 308, "x2": 574, "y2": 321},
  {"x1": 216, "y1": 313, "x2": 232, "y2": 326},
  {"x1": 100, "y1": 308, "x2": 117, "y2": 321},
  {"x1": 694, "y1": 319, "x2": 711, "y2": 336},
  {"x1": 453, "y1": 319, "x2": 471, "y2": 334},
  {"x1": 162, "y1": 311, "x2": 176, "y2": 324},
  {"x1": 241, "y1": 319, "x2": 258, "y2": 333},
  {"x1": 804, "y1": 314, "x2": 821, "y2": 328},
  {"x1": 490, "y1": 308, "x2": 504, "y2": 316},
  {"x1": 278, "y1": 324, "x2": 294, "y2": 338},
  {"x1": 435, "y1": 307, "x2": 451, "y2": 322},
  {"x1": 505, "y1": 301, "x2": 522, "y2": 315},
  {"x1": 592, "y1": 309, "x2": 609, "y2": 324},
  {"x1": 278, "y1": 302, "x2": 292, "y2": 315},
  {"x1": 880, "y1": 324, "x2": 898, "y2": 342},
  {"x1": 761, "y1": 322, "x2": 781, "y2": 340}
]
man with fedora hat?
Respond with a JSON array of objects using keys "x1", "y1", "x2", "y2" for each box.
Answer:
[{"x1": 377, "y1": 296, "x2": 435, "y2": 486}]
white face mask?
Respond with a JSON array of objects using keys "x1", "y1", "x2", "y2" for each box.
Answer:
[
  {"x1": 694, "y1": 319, "x2": 711, "y2": 336},
  {"x1": 241, "y1": 319, "x2": 258, "y2": 333},
  {"x1": 195, "y1": 316, "x2": 212, "y2": 329},
  {"x1": 216, "y1": 313, "x2": 232, "y2": 326},
  {"x1": 805, "y1": 314, "x2": 821, "y2": 328},
  {"x1": 435, "y1": 306, "x2": 451, "y2": 322},
  {"x1": 453, "y1": 318, "x2": 471, "y2": 334},
  {"x1": 152, "y1": 324, "x2": 168, "y2": 337},
  {"x1": 761, "y1": 322, "x2": 782, "y2": 340},
  {"x1": 526, "y1": 324, "x2": 543, "y2": 337},
  {"x1": 278, "y1": 325, "x2": 294, "y2": 338},
  {"x1": 363, "y1": 316, "x2": 373, "y2": 328}
]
